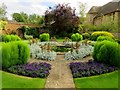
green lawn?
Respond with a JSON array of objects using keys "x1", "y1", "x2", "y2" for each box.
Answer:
[
  {"x1": 0, "y1": 71, "x2": 46, "y2": 88},
  {"x1": 74, "y1": 71, "x2": 119, "y2": 88}
]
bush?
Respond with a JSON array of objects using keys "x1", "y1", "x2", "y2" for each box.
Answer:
[
  {"x1": 4, "y1": 35, "x2": 11, "y2": 42},
  {"x1": 2, "y1": 41, "x2": 30, "y2": 69},
  {"x1": 2, "y1": 35, "x2": 21, "y2": 42},
  {"x1": 39, "y1": 33, "x2": 50, "y2": 41},
  {"x1": 97, "y1": 36, "x2": 115, "y2": 42},
  {"x1": 82, "y1": 33, "x2": 90, "y2": 40},
  {"x1": 71, "y1": 33, "x2": 83, "y2": 42},
  {"x1": 92, "y1": 40, "x2": 120, "y2": 67},
  {"x1": 91, "y1": 31, "x2": 114, "y2": 41}
]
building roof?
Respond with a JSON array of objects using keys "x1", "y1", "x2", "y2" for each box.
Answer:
[
  {"x1": 88, "y1": 6, "x2": 101, "y2": 14},
  {"x1": 88, "y1": 0, "x2": 120, "y2": 18}
]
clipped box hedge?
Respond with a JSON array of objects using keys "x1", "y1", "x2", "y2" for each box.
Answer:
[
  {"x1": 1, "y1": 41, "x2": 30, "y2": 69},
  {"x1": 97, "y1": 36, "x2": 115, "y2": 42},
  {"x1": 71, "y1": 33, "x2": 83, "y2": 42},
  {"x1": 82, "y1": 33, "x2": 90, "y2": 40},
  {"x1": 2, "y1": 35, "x2": 21, "y2": 42},
  {"x1": 39, "y1": 33, "x2": 50, "y2": 41},
  {"x1": 92, "y1": 40, "x2": 120, "y2": 67},
  {"x1": 91, "y1": 31, "x2": 114, "y2": 41}
]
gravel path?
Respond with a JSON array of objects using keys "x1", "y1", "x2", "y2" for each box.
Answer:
[
  {"x1": 45, "y1": 55, "x2": 75, "y2": 88},
  {"x1": 28, "y1": 55, "x2": 92, "y2": 89}
]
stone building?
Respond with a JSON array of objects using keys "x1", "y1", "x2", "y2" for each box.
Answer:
[{"x1": 88, "y1": 0, "x2": 120, "y2": 32}]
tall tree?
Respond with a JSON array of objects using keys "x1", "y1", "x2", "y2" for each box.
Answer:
[
  {"x1": 12, "y1": 13, "x2": 24, "y2": 22},
  {"x1": 45, "y1": 3, "x2": 80, "y2": 37},
  {"x1": 0, "y1": 3, "x2": 7, "y2": 20},
  {"x1": 78, "y1": 2, "x2": 87, "y2": 23}
]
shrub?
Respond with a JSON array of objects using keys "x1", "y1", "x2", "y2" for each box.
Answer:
[
  {"x1": 97, "y1": 36, "x2": 115, "y2": 42},
  {"x1": 92, "y1": 40, "x2": 120, "y2": 67},
  {"x1": 71, "y1": 33, "x2": 83, "y2": 42},
  {"x1": 82, "y1": 33, "x2": 90, "y2": 40},
  {"x1": 17, "y1": 41, "x2": 30, "y2": 64},
  {"x1": 4, "y1": 35, "x2": 11, "y2": 42},
  {"x1": 39, "y1": 33, "x2": 50, "y2": 41},
  {"x1": 2, "y1": 41, "x2": 30, "y2": 69},
  {"x1": 91, "y1": 31, "x2": 114, "y2": 41},
  {"x1": 2, "y1": 35, "x2": 21, "y2": 42},
  {"x1": 8, "y1": 62, "x2": 51, "y2": 78}
]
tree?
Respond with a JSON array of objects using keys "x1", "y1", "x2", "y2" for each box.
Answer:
[
  {"x1": 45, "y1": 3, "x2": 80, "y2": 37},
  {"x1": 12, "y1": 12, "x2": 28, "y2": 23},
  {"x1": 78, "y1": 2, "x2": 87, "y2": 23},
  {"x1": 12, "y1": 13, "x2": 24, "y2": 22},
  {"x1": 0, "y1": 3, "x2": 7, "y2": 20},
  {"x1": 12, "y1": 12, "x2": 44, "y2": 25}
]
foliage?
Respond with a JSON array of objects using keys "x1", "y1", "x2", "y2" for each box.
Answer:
[
  {"x1": 91, "y1": 31, "x2": 114, "y2": 41},
  {"x1": 2, "y1": 41, "x2": 30, "y2": 69},
  {"x1": 1, "y1": 71, "x2": 46, "y2": 88},
  {"x1": 45, "y1": 3, "x2": 79, "y2": 37},
  {"x1": 69, "y1": 61, "x2": 118, "y2": 78},
  {"x1": 65, "y1": 45, "x2": 93, "y2": 60},
  {"x1": 0, "y1": 3, "x2": 7, "y2": 20},
  {"x1": 2, "y1": 35, "x2": 21, "y2": 42},
  {"x1": 97, "y1": 36, "x2": 115, "y2": 42},
  {"x1": 25, "y1": 26, "x2": 40, "y2": 38},
  {"x1": 78, "y1": 2, "x2": 87, "y2": 23},
  {"x1": 0, "y1": 20, "x2": 7, "y2": 30},
  {"x1": 29, "y1": 43, "x2": 56, "y2": 60},
  {"x1": 92, "y1": 40, "x2": 120, "y2": 67},
  {"x1": 39, "y1": 33, "x2": 50, "y2": 41},
  {"x1": 12, "y1": 12, "x2": 44, "y2": 24},
  {"x1": 82, "y1": 33, "x2": 90, "y2": 40},
  {"x1": 52, "y1": 46, "x2": 70, "y2": 52},
  {"x1": 8, "y1": 62, "x2": 51, "y2": 78},
  {"x1": 71, "y1": 33, "x2": 83, "y2": 42}
]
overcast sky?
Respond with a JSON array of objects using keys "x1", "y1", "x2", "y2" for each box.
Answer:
[{"x1": 0, "y1": 0, "x2": 113, "y2": 20}]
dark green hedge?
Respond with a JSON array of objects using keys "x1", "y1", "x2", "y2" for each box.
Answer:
[
  {"x1": 1, "y1": 41, "x2": 30, "y2": 69},
  {"x1": 92, "y1": 40, "x2": 120, "y2": 67}
]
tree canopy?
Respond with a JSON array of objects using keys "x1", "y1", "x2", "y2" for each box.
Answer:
[
  {"x1": 44, "y1": 3, "x2": 80, "y2": 37},
  {"x1": 0, "y1": 3, "x2": 7, "y2": 20},
  {"x1": 12, "y1": 12, "x2": 44, "y2": 25}
]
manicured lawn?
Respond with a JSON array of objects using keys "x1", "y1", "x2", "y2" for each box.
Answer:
[
  {"x1": 74, "y1": 71, "x2": 118, "y2": 88},
  {"x1": 0, "y1": 71, "x2": 46, "y2": 88}
]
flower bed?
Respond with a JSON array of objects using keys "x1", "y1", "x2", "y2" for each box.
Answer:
[
  {"x1": 65, "y1": 45, "x2": 93, "y2": 60},
  {"x1": 69, "y1": 60, "x2": 118, "y2": 78},
  {"x1": 8, "y1": 62, "x2": 51, "y2": 78},
  {"x1": 29, "y1": 43, "x2": 57, "y2": 60}
]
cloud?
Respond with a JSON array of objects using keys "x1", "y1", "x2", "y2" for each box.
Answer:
[{"x1": 0, "y1": 0, "x2": 112, "y2": 20}]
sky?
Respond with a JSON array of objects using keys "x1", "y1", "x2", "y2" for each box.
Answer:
[{"x1": 0, "y1": 0, "x2": 113, "y2": 20}]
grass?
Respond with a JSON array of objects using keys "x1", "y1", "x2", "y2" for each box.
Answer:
[
  {"x1": 0, "y1": 71, "x2": 46, "y2": 88},
  {"x1": 56, "y1": 38, "x2": 64, "y2": 42},
  {"x1": 74, "y1": 71, "x2": 119, "y2": 88}
]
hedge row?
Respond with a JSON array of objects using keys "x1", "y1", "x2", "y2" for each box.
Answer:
[
  {"x1": 2, "y1": 35, "x2": 21, "y2": 42},
  {"x1": 97, "y1": 36, "x2": 115, "y2": 42},
  {"x1": 92, "y1": 40, "x2": 120, "y2": 67},
  {"x1": 91, "y1": 31, "x2": 114, "y2": 41},
  {"x1": 1, "y1": 41, "x2": 30, "y2": 69}
]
